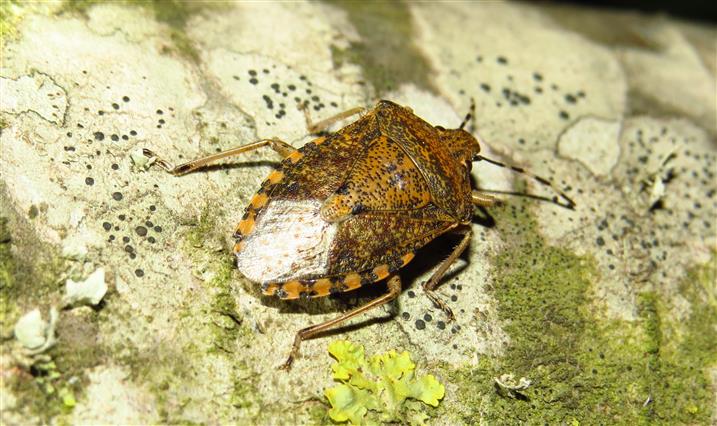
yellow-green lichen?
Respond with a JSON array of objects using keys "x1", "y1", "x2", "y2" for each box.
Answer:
[
  {"x1": 325, "y1": 340, "x2": 444, "y2": 425},
  {"x1": 326, "y1": 1, "x2": 436, "y2": 96},
  {"x1": 442, "y1": 200, "x2": 716, "y2": 424}
]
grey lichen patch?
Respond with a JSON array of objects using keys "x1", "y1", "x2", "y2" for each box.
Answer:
[
  {"x1": 410, "y1": 2, "x2": 626, "y2": 153},
  {"x1": 72, "y1": 364, "x2": 159, "y2": 423},
  {"x1": 520, "y1": 2, "x2": 717, "y2": 135},
  {"x1": 202, "y1": 48, "x2": 365, "y2": 141},
  {"x1": 327, "y1": 1, "x2": 436, "y2": 96},
  {"x1": 534, "y1": 116, "x2": 715, "y2": 322},
  {"x1": 557, "y1": 117, "x2": 621, "y2": 176},
  {"x1": 618, "y1": 26, "x2": 716, "y2": 135},
  {"x1": 190, "y1": 100, "x2": 255, "y2": 156},
  {"x1": 0, "y1": 72, "x2": 68, "y2": 125}
]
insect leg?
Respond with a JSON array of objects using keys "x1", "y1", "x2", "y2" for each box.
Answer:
[
  {"x1": 471, "y1": 191, "x2": 497, "y2": 207},
  {"x1": 142, "y1": 138, "x2": 296, "y2": 176},
  {"x1": 421, "y1": 227, "x2": 472, "y2": 321},
  {"x1": 280, "y1": 273, "x2": 402, "y2": 371},
  {"x1": 300, "y1": 102, "x2": 365, "y2": 134}
]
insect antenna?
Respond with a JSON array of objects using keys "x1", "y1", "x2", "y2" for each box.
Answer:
[
  {"x1": 472, "y1": 154, "x2": 576, "y2": 209},
  {"x1": 458, "y1": 98, "x2": 476, "y2": 131}
]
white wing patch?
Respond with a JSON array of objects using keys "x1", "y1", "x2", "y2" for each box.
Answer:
[{"x1": 235, "y1": 199, "x2": 337, "y2": 283}]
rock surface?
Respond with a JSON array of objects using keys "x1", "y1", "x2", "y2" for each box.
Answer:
[{"x1": 1, "y1": 2, "x2": 715, "y2": 424}]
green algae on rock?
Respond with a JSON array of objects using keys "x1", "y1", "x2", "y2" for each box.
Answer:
[{"x1": 442, "y1": 202, "x2": 716, "y2": 424}]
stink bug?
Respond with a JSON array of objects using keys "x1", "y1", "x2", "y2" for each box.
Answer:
[{"x1": 144, "y1": 100, "x2": 574, "y2": 370}]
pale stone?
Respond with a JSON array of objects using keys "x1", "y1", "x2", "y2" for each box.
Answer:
[{"x1": 557, "y1": 117, "x2": 621, "y2": 176}]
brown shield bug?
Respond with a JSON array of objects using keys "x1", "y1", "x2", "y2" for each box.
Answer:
[{"x1": 143, "y1": 100, "x2": 575, "y2": 370}]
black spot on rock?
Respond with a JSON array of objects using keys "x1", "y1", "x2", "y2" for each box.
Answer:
[{"x1": 415, "y1": 319, "x2": 426, "y2": 330}]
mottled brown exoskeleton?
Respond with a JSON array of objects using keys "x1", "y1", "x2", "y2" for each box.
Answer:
[{"x1": 144, "y1": 100, "x2": 574, "y2": 369}]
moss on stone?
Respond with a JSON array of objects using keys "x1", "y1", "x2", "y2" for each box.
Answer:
[
  {"x1": 136, "y1": 0, "x2": 211, "y2": 63},
  {"x1": 0, "y1": 0, "x2": 40, "y2": 42},
  {"x1": 442, "y1": 200, "x2": 716, "y2": 423},
  {"x1": 58, "y1": 0, "x2": 205, "y2": 62},
  {"x1": 640, "y1": 252, "x2": 716, "y2": 423},
  {"x1": 0, "y1": 208, "x2": 94, "y2": 421},
  {"x1": 0, "y1": 204, "x2": 66, "y2": 336},
  {"x1": 196, "y1": 212, "x2": 264, "y2": 416},
  {"x1": 0, "y1": 216, "x2": 17, "y2": 333},
  {"x1": 326, "y1": 1, "x2": 436, "y2": 96},
  {"x1": 184, "y1": 203, "x2": 219, "y2": 249},
  {"x1": 10, "y1": 359, "x2": 84, "y2": 422},
  {"x1": 207, "y1": 255, "x2": 251, "y2": 354},
  {"x1": 0, "y1": 0, "x2": 20, "y2": 41},
  {"x1": 182, "y1": 203, "x2": 253, "y2": 352},
  {"x1": 55, "y1": 0, "x2": 103, "y2": 16}
]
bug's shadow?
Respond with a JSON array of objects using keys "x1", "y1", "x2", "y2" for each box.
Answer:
[
  {"x1": 479, "y1": 189, "x2": 575, "y2": 210},
  {"x1": 258, "y1": 283, "x2": 396, "y2": 343},
  {"x1": 180, "y1": 160, "x2": 280, "y2": 174},
  {"x1": 472, "y1": 206, "x2": 496, "y2": 228}
]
